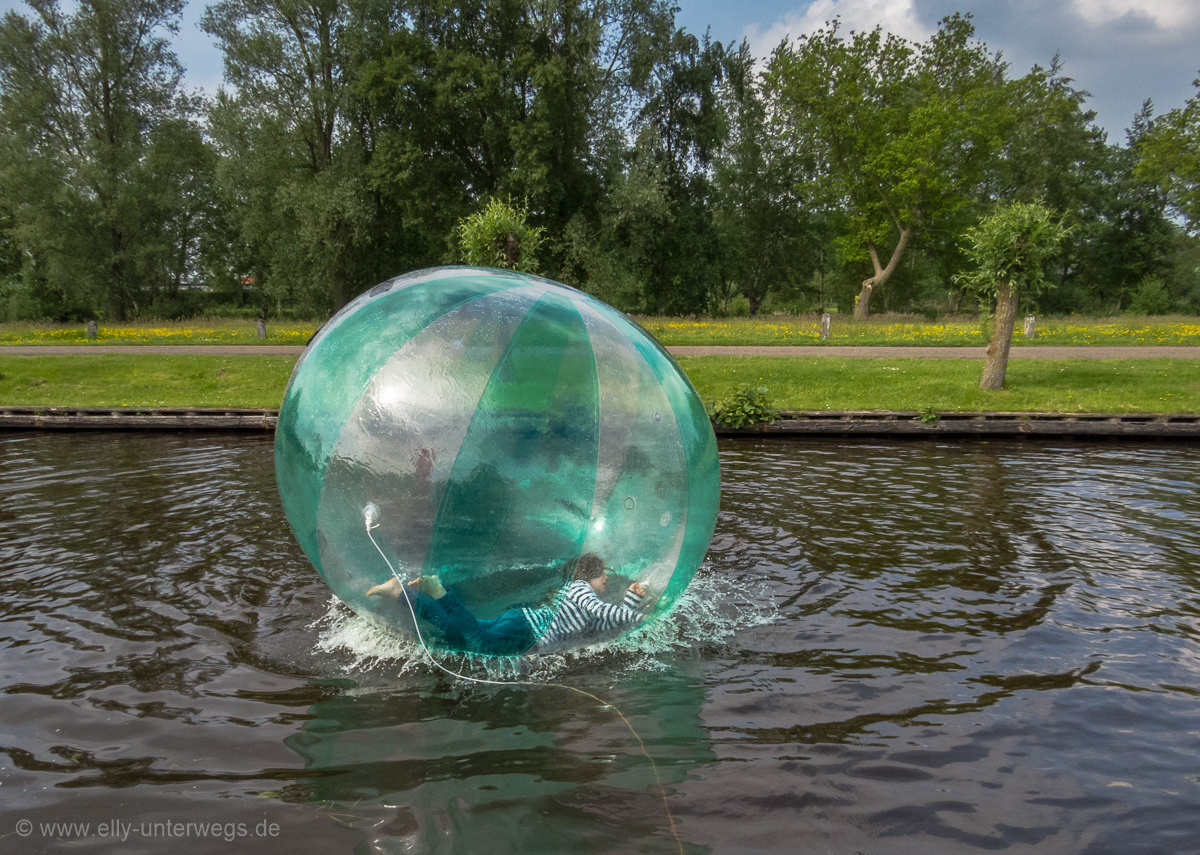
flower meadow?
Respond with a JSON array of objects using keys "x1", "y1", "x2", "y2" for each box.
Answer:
[
  {"x1": 636, "y1": 316, "x2": 1200, "y2": 347},
  {"x1": 0, "y1": 321, "x2": 319, "y2": 346},
  {"x1": 1, "y1": 316, "x2": 1198, "y2": 348}
]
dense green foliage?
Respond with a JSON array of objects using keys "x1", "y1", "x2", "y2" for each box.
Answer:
[
  {"x1": 705, "y1": 382, "x2": 777, "y2": 428},
  {"x1": 457, "y1": 198, "x2": 545, "y2": 272},
  {"x1": 0, "y1": 0, "x2": 216, "y2": 321},
  {"x1": 1, "y1": 2, "x2": 1198, "y2": 322},
  {"x1": 1137, "y1": 79, "x2": 1200, "y2": 234},
  {"x1": 957, "y1": 201, "x2": 1068, "y2": 299}
]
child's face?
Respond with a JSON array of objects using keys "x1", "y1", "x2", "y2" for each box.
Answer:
[{"x1": 588, "y1": 572, "x2": 608, "y2": 594}]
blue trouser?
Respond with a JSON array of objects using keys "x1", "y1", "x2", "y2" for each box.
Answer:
[{"x1": 404, "y1": 589, "x2": 534, "y2": 656}]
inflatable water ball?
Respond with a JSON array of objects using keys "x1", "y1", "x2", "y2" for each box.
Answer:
[{"x1": 275, "y1": 267, "x2": 720, "y2": 654}]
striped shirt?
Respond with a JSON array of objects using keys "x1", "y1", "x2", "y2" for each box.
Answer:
[{"x1": 526, "y1": 580, "x2": 644, "y2": 650}]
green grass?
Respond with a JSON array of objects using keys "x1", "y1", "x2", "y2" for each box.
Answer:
[
  {"x1": 638, "y1": 315, "x2": 1200, "y2": 347},
  {"x1": 2, "y1": 354, "x2": 1198, "y2": 414},
  {"x1": 678, "y1": 356, "x2": 1200, "y2": 414},
  {"x1": 0, "y1": 318, "x2": 318, "y2": 346},
  {"x1": 0, "y1": 355, "x2": 296, "y2": 408}
]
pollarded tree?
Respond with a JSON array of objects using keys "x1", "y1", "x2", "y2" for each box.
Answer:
[
  {"x1": 956, "y1": 200, "x2": 1067, "y2": 390},
  {"x1": 770, "y1": 14, "x2": 1012, "y2": 319},
  {"x1": 457, "y1": 198, "x2": 545, "y2": 273}
]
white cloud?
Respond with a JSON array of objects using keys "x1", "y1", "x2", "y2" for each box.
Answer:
[
  {"x1": 743, "y1": 0, "x2": 931, "y2": 62},
  {"x1": 1072, "y1": 0, "x2": 1199, "y2": 29}
]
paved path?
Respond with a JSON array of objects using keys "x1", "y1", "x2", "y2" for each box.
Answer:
[
  {"x1": 0, "y1": 345, "x2": 306, "y2": 355},
  {"x1": 2, "y1": 344, "x2": 1199, "y2": 358},
  {"x1": 668, "y1": 345, "x2": 1200, "y2": 359}
]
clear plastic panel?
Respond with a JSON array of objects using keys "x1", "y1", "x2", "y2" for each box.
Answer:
[
  {"x1": 572, "y1": 296, "x2": 688, "y2": 612},
  {"x1": 276, "y1": 269, "x2": 526, "y2": 560},
  {"x1": 315, "y1": 285, "x2": 548, "y2": 627}
]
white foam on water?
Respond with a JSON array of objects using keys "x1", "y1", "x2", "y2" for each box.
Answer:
[{"x1": 313, "y1": 565, "x2": 777, "y2": 682}]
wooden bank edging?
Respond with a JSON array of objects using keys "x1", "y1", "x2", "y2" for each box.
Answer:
[
  {"x1": 1, "y1": 406, "x2": 1199, "y2": 438},
  {"x1": 0, "y1": 407, "x2": 278, "y2": 431},
  {"x1": 720, "y1": 410, "x2": 1200, "y2": 438}
]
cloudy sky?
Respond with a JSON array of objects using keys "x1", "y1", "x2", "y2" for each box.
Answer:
[{"x1": 2, "y1": 0, "x2": 1197, "y2": 142}]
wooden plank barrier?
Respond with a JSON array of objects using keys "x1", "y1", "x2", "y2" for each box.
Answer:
[{"x1": 1, "y1": 407, "x2": 1198, "y2": 438}]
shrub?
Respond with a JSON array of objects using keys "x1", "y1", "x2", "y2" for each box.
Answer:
[
  {"x1": 706, "y1": 384, "x2": 778, "y2": 428},
  {"x1": 1127, "y1": 275, "x2": 1172, "y2": 316}
]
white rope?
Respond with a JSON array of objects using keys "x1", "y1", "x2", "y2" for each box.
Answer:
[{"x1": 362, "y1": 511, "x2": 683, "y2": 853}]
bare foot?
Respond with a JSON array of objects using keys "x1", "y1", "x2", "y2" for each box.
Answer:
[
  {"x1": 366, "y1": 577, "x2": 403, "y2": 599},
  {"x1": 417, "y1": 575, "x2": 446, "y2": 599}
]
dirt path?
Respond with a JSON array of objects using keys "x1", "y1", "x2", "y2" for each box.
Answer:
[{"x1": 2, "y1": 344, "x2": 1198, "y2": 358}]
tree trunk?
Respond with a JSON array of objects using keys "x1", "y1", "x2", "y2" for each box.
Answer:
[
  {"x1": 853, "y1": 226, "x2": 913, "y2": 321},
  {"x1": 854, "y1": 281, "x2": 874, "y2": 319},
  {"x1": 108, "y1": 227, "x2": 127, "y2": 321},
  {"x1": 332, "y1": 266, "x2": 347, "y2": 311},
  {"x1": 980, "y1": 282, "x2": 1019, "y2": 390},
  {"x1": 502, "y1": 233, "x2": 520, "y2": 269}
]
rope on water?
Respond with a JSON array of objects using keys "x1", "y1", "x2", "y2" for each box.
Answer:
[{"x1": 365, "y1": 514, "x2": 683, "y2": 854}]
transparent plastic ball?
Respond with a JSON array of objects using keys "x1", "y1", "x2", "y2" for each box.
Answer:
[{"x1": 275, "y1": 267, "x2": 720, "y2": 654}]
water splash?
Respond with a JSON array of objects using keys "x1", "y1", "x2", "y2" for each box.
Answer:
[{"x1": 314, "y1": 564, "x2": 777, "y2": 680}]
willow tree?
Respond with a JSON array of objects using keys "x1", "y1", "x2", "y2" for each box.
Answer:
[
  {"x1": 770, "y1": 15, "x2": 1010, "y2": 319},
  {"x1": 957, "y1": 201, "x2": 1066, "y2": 390},
  {"x1": 457, "y1": 198, "x2": 545, "y2": 273}
]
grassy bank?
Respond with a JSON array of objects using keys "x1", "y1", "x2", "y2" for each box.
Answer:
[
  {"x1": 679, "y1": 357, "x2": 1200, "y2": 413},
  {"x1": 4, "y1": 314, "x2": 1200, "y2": 348},
  {"x1": 2, "y1": 354, "x2": 1198, "y2": 413},
  {"x1": 0, "y1": 355, "x2": 296, "y2": 408}
]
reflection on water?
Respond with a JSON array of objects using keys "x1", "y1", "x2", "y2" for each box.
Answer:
[{"x1": 2, "y1": 432, "x2": 1199, "y2": 853}]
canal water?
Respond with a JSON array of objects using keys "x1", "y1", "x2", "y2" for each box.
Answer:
[{"x1": 2, "y1": 432, "x2": 1199, "y2": 854}]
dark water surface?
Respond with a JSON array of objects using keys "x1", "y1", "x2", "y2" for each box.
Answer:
[{"x1": 2, "y1": 433, "x2": 1199, "y2": 854}]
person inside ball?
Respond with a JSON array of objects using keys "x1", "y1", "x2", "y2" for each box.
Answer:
[{"x1": 366, "y1": 553, "x2": 646, "y2": 656}]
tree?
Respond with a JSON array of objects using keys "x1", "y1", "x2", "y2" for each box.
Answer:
[
  {"x1": 0, "y1": 0, "x2": 208, "y2": 320},
  {"x1": 956, "y1": 201, "x2": 1067, "y2": 390},
  {"x1": 1136, "y1": 78, "x2": 1200, "y2": 235},
  {"x1": 1075, "y1": 111, "x2": 1176, "y2": 313},
  {"x1": 770, "y1": 14, "x2": 1011, "y2": 319},
  {"x1": 354, "y1": 0, "x2": 675, "y2": 285},
  {"x1": 457, "y1": 198, "x2": 545, "y2": 272},
  {"x1": 992, "y1": 65, "x2": 1175, "y2": 314},
  {"x1": 712, "y1": 41, "x2": 815, "y2": 316},
  {"x1": 621, "y1": 26, "x2": 725, "y2": 314},
  {"x1": 556, "y1": 14, "x2": 725, "y2": 315},
  {"x1": 203, "y1": 0, "x2": 373, "y2": 314}
]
